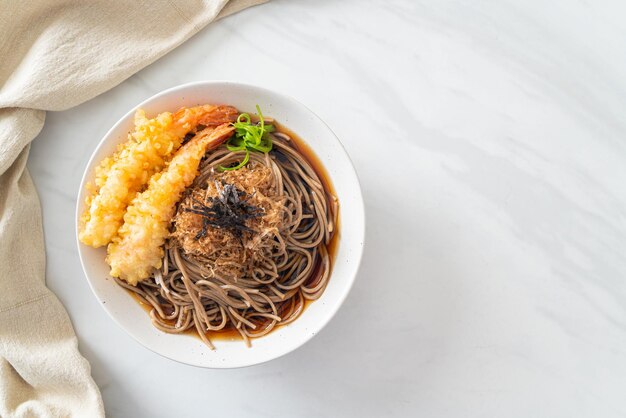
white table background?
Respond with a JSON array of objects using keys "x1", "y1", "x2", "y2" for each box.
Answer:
[{"x1": 28, "y1": 1, "x2": 626, "y2": 417}]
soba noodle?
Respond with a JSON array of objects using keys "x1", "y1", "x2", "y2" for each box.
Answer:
[{"x1": 116, "y1": 133, "x2": 337, "y2": 349}]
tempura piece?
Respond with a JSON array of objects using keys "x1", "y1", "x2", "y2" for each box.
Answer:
[
  {"x1": 107, "y1": 124, "x2": 235, "y2": 285},
  {"x1": 79, "y1": 105, "x2": 237, "y2": 247}
]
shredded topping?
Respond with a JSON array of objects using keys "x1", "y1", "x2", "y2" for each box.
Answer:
[
  {"x1": 171, "y1": 162, "x2": 284, "y2": 279},
  {"x1": 184, "y1": 182, "x2": 264, "y2": 239}
]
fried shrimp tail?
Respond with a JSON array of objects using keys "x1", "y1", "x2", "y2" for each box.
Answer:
[
  {"x1": 79, "y1": 105, "x2": 237, "y2": 247},
  {"x1": 107, "y1": 124, "x2": 235, "y2": 285}
]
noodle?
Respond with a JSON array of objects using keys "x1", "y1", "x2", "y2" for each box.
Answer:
[{"x1": 117, "y1": 133, "x2": 337, "y2": 348}]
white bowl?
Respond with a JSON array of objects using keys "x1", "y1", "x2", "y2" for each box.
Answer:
[{"x1": 76, "y1": 81, "x2": 365, "y2": 368}]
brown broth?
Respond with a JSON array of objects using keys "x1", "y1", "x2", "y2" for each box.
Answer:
[{"x1": 124, "y1": 121, "x2": 340, "y2": 344}]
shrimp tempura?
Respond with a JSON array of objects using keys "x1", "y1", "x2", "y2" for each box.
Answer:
[
  {"x1": 107, "y1": 124, "x2": 235, "y2": 285},
  {"x1": 79, "y1": 105, "x2": 237, "y2": 247}
]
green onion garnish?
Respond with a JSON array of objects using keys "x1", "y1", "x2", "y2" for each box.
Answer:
[{"x1": 219, "y1": 105, "x2": 275, "y2": 171}]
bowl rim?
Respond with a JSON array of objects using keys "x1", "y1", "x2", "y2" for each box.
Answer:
[{"x1": 75, "y1": 80, "x2": 366, "y2": 368}]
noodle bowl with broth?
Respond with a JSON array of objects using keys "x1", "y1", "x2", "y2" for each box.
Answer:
[
  {"x1": 77, "y1": 82, "x2": 363, "y2": 367},
  {"x1": 80, "y1": 100, "x2": 338, "y2": 349}
]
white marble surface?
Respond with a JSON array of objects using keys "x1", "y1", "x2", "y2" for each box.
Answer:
[{"x1": 27, "y1": 0, "x2": 626, "y2": 416}]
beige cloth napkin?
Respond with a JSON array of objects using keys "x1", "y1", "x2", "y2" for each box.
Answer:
[{"x1": 0, "y1": 1, "x2": 264, "y2": 416}]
